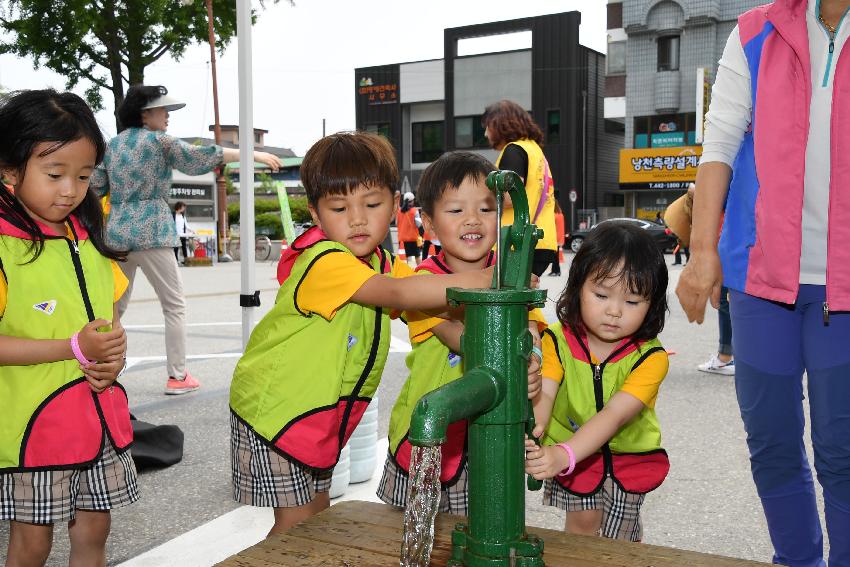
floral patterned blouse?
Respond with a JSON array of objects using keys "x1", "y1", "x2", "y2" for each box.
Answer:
[{"x1": 90, "y1": 128, "x2": 223, "y2": 251}]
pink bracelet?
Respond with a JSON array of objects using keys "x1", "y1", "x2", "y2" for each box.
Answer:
[
  {"x1": 70, "y1": 332, "x2": 93, "y2": 367},
  {"x1": 556, "y1": 443, "x2": 576, "y2": 477}
]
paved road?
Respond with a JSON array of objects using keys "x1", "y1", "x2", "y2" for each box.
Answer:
[{"x1": 0, "y1": 256, "x2": 826, "y2": 565}]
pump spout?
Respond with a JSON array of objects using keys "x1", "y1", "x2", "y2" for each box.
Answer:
[{"x1": 408, "y1": 367, "x2": 504, "y2": 447}]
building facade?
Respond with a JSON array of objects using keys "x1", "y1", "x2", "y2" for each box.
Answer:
[
  {"x1": 355, "y1": 11, "x2": 622, "y2": 231},
  {"x1": 606, "y1": 0, "x2": 762, "y2": 219}
]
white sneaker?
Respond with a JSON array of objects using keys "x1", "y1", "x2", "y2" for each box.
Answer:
[{"x1": 697, "y1": 354, "x2": 735, "y2": 375}]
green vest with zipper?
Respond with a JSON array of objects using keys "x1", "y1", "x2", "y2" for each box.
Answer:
[
  {"x1": 229, "y1": 238, "x2": 392, "y2": 471},
  {"x1": 543, "y1": 322, "x2": 665, "y2": 453},
  {"x1": 542, "y1": 322, "x2": 669, "y2": 495},
  {"x1": 387, "y1": 253, "x2": 467, "y2": 484},
  {"x1": 0, "y1": 216, "x2": 132, "y2": 472}
]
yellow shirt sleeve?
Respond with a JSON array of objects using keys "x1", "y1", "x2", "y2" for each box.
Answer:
[
  {"x1": 112, "y1": 261, "x2": 128, "y2": 303},
  {"x1": 528, "y1": 308, "x2": 548, "y2": 332},
  {"x1": 405, "y1": 311, "x2": 448, "y2": 344},
  {"x1": 541, "y1": 330, "x2": 564, "y2": 384},
  {"x1": 296, "y1": 251, "x2": 379, "y2": 320},
  {"x1": 620, "y1": 350, "x2": 669, "y2": 409},
  {"x1": 392, "y1": 256, "x2": 415, "y2": 278}
]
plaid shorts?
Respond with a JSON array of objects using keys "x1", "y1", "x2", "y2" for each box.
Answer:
[
  {"x1": 376, "y1": 452, "x2": 469, "y2": 515},
  {"x1": 543, "y1": 476, "x2": 645, "y2": 541},
  {"x1": 0, "y1": 439, "x2": 139, "y2": 525},
  {"x1": 230, "y1": 412, "x2": 333, "y2": 508}
]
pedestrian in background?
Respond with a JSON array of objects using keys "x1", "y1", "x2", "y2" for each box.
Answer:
[
  {"x1": 665, "y1": 185, "x2": 734, "y2": 375},
  {"x1": 483, "y1": 99, "x2": 558, "y2": 277},
  {"x1": 173, "y1": 201, "x2": 193, "y2": 264},
  {"x1": 396, "y1": 191, "x2": 421, "y2": 266},
  {"x1": 91, "y1": 84, "x2": 280, "y2": 395},
  {"x1": 678, "y1": 1, "x2": 850, "y2": 563},
  {"x1": 547, "y1": 200, "x2": 565, "y2": 277}
]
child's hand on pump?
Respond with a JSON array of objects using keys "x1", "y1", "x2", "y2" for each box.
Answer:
[{"x1": 527, "y1": 323, "x2": 543, "y2": 399}]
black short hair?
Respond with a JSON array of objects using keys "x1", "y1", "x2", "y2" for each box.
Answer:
[
  {"x1": 0, "y1": 89, "x2": 124, "y2": 262},
  {"x1": 300, "y1": 131, "x2": 399, "y2": 206},
  {"x1": 555, "y1": 220, "x2": 668, "y2": 342},
  {"x1": 117, "y1": 85, "x2": 168, "y2": 132},
  {"x1": 416, "y1": 151, "x2": 494, "y2": 217}
]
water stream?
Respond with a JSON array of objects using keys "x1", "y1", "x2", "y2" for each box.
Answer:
[{"x1": 400, "y1": 445, "x2": 443, "y2": 567}]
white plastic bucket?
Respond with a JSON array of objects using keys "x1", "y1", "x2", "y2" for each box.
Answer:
[
  {"x1": 329, "y1": 444, "x2": 350, "y2": 499},
  {"x1": 348, "y1": 395, "x2": 379, "y2": 484}
]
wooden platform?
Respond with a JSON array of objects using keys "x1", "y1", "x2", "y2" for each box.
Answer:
[{"x1": 217, "y1": 500, "x2": 770, "y2": 566}]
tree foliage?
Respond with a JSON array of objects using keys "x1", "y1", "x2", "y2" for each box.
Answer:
[{"x1": 0, "y1": 0, "x2": 258, "y2": 128}]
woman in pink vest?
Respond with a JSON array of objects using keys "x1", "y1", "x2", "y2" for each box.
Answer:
[{"x1": 678, "y1": 1, "x2": 850, "y2": 565}]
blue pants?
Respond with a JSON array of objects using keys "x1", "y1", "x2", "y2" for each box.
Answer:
[
  {"x1": 731, "y1": 286, "x2": 850, "y2": 567},
  {"x1": 719, "y1": 285, "x2": 733, "y2": 356}
]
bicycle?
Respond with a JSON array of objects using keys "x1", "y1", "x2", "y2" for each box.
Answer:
[{"x1": 255, "y1": 235, "x2": 273, "y2": 262}]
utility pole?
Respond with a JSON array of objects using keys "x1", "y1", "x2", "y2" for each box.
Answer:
[
  {"x1": 322, "y1": 118, "x2": 326, "y2": 137},
  {"x1": 206, "y1": 0, "x2": 232, "y2": 261}
]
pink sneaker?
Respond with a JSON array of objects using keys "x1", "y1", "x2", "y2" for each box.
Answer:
[{"x1": 165, "y1": 371, "x2": 201, "y2": 395}]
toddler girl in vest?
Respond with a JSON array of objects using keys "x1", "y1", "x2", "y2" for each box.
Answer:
[
  {"x1": 525, "y1": 220, "x2": 670, "y2": 541},
  {"x1": 229, "y1": 133, "x2": 492, "y2": 534},
  {"x1": 0, "y1": 90, "x2": 136, "y2": 565},
  {"x1": 377, "y1": 152, "x2": 546, "y2": 514}
]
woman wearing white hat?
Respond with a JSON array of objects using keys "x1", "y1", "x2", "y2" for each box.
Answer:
[{"x1": 91, "y1": 85, "x2": 280, "y2": 395}]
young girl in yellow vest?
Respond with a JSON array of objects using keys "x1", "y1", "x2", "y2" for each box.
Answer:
[
  {"x1": 0, "y1": 90, "x2": 135, "y2": 566},
  {"x1": 230, "y1": 133, "x2": 492, "y2": 534},
  {"x1": 376, "y1": 152, "x2": 547, "y2": 514},
  {"x1": 525, "y1": 220, "x2": 670, "y2": 541}
]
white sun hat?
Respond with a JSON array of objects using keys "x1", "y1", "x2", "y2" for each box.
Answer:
[{"x1": 142, "y1": 94, "x2": 186, "y2": 112}]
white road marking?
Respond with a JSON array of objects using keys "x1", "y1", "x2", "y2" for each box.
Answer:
[
  {"x1": 124, "y1": 322, "x2": 244, "y2": 329},
  {"x1": 124, "y1": 335, "x2": 410, "y2": 371}
]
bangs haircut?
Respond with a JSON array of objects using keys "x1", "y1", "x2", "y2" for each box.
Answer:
[
  {"x1": 0, "y1": 89, "x2": 123, "y2": 263},
  {"x1": 416, "y1": 151, "x2": 494, "y2": 217},
  {"x1": 556, "y1": 220, "x2": 668, "y2": 342},
  {"x1": 300, "y1": 131, "x2": 399, "y2": 206},
  {"x1": 481, "y1": 100, "x2": 544, "y2": 148}
]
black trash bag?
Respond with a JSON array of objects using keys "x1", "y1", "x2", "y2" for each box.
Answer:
[{"x1": 129, "y1": 414, "x2": 184, "y2": 470}]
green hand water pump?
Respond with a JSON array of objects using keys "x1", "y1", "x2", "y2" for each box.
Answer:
[{"x1": 409, "y1": 170, "x2": 547, "y2": 566}]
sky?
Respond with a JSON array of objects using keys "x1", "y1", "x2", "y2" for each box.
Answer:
[{"x1": 0, "y1": 1, "x2": 607, "y2": 156}]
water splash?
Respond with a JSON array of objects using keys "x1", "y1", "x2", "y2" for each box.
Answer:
[{"x1": 400, "y1": 445, "x2": 442, "y2": 567}]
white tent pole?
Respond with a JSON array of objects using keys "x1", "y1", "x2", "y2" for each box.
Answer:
[{"x1": 237, "y1": 0, "x2": 256, "y2": 348}]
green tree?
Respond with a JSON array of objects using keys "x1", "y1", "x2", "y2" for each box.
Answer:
[{"x1": 0, "y1": 0, "x2": 285, "y2": 129}]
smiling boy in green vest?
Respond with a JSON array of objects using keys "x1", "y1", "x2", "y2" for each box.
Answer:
[
  {"x1": 229, "y1": 133, "x2": 492, "y2": 534},
  {"x1": 377, "y1": 151, "x2": 547, "y2": 514}
]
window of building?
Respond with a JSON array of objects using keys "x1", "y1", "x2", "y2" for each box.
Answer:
[
  {"x1": 607, "y1": 2, "x2": 623, "y2": 29},
  {"x1": 455, "y1": 116, "x2": 488, "y2": 148},
  {"x1": 607, "y1": 41, "x2": 626, "y2": 75},
  {"x1": 365, "y1": 123, "x2": 391, "y2": 139},
  {"x1": 254, "y1": 132, "x2": 262, "y2": 144},
  {"x1": 546, "y1": 110, "x2": 561, "y2": 144},
  {"x1": 634, "y1": 112, "x2": 698, "y2": 148},
  {"x1": 411, "y1": 121, "x2": 445, "y2": 163},
  {"x1": 457, "y1": 30, "x2": 532, "y2": 57},
  {"x1": 657, "y1": 35, "x2": 680, "y2": 71}
]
